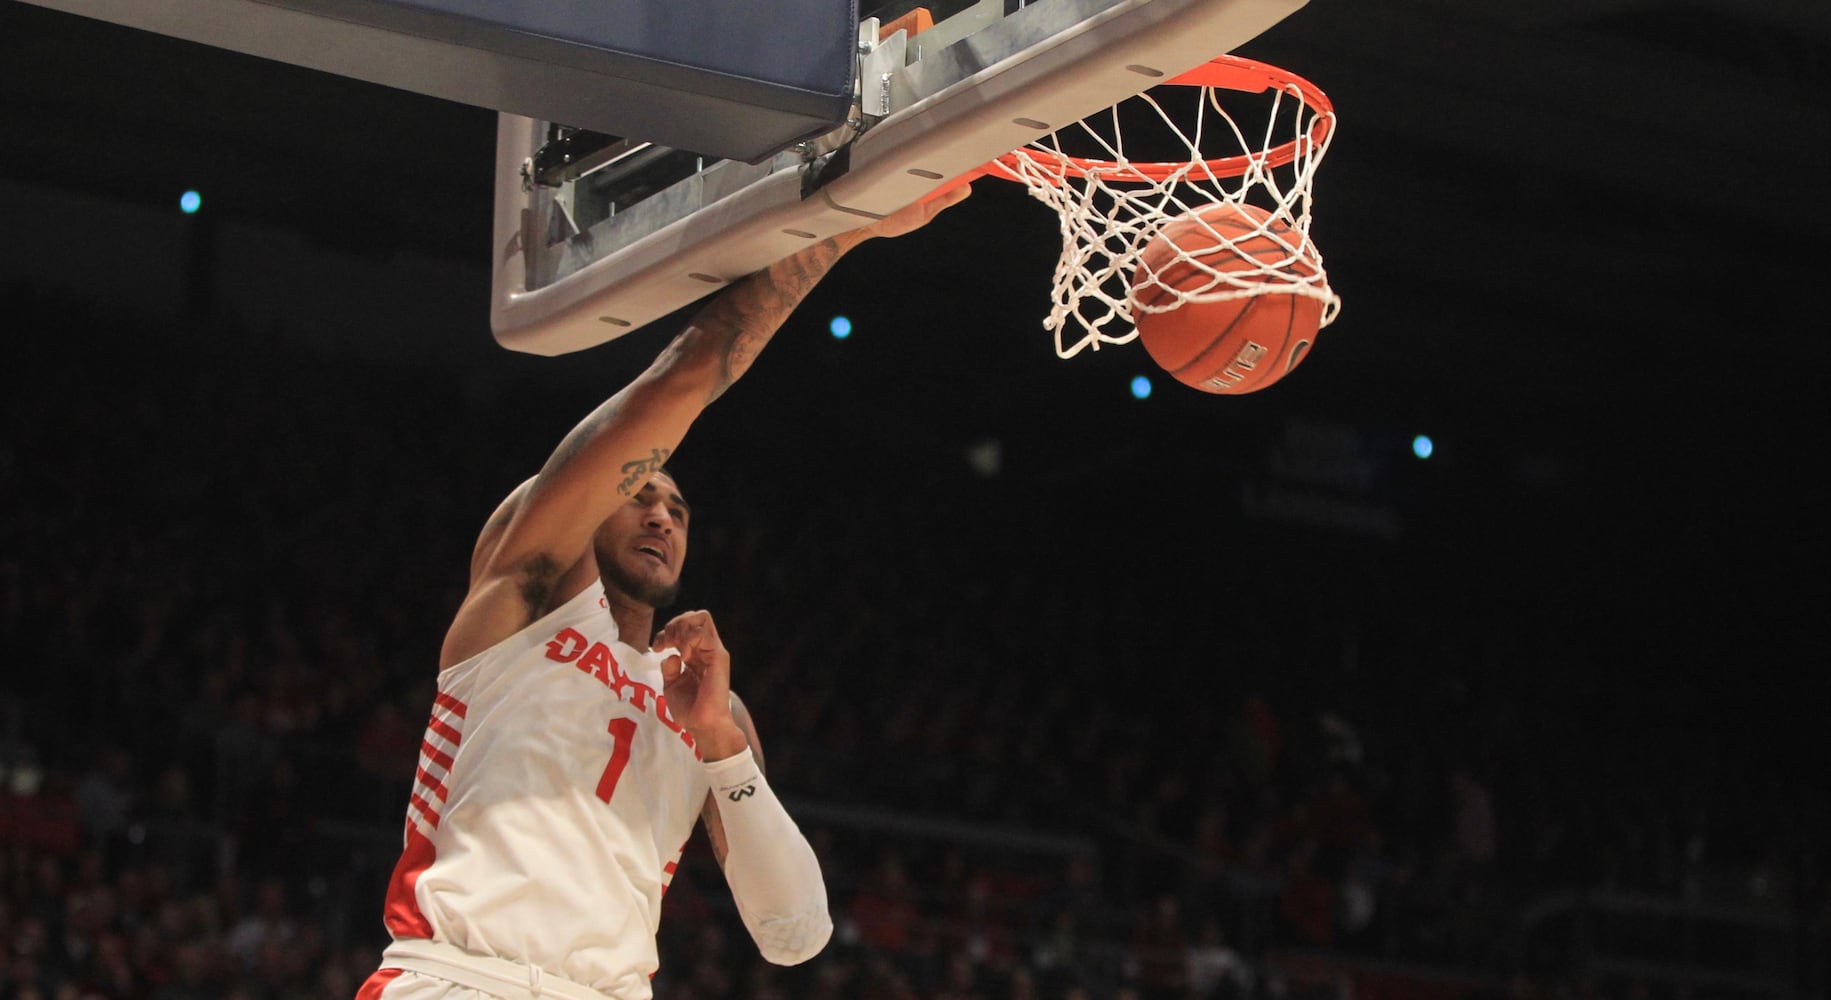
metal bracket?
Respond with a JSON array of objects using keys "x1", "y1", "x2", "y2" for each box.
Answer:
[
  {"x1": 858, "y1": 22, "x2": 908, "y2": 120},
  {"x1": 529, "y1": 127, "x2": 663, "y2": 189},
  {"x1": 793, "y1": 15, "x2": 913, "y2": 183}
]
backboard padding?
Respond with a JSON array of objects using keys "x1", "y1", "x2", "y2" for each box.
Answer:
[{"x1": 22, "y1": 0, "x2": 858, "y2": 163}]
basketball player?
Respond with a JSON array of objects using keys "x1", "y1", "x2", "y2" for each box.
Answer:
[{"x1": 356, "y1": 185, "x2": 971, "y2": 1000}]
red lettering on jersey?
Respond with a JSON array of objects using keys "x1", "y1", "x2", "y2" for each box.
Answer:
[
  {"x1": 548, "y1": 631, "x2": 702, "y2": 757},
  {"x1": 579, "y1": 642, "x2": 616, "y2": 684},
  {"x1": 652, "y1": 696, "x2": 698, "y2": 755},
  {"x1": 620, "y1": 680, "x2": 652, "y2": 712},
  {"x1": 604, "y1": 644, "x2": 630, "y2": 682},
  {"x1": 545, "y1": 627, "x2": 589, "y2": 663}
]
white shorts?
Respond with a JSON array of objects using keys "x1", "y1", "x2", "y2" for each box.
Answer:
[
  {"x1": 357, "y1": 939, "x2": 630, "y2": 1000},
  {"x1": 360, "y1": 968, "x2": 500, "y2": 1000}
]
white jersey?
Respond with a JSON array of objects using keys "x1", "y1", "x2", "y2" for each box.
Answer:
[{"x1": 367, "y1": 580, "x2": 709, "y2": 999}]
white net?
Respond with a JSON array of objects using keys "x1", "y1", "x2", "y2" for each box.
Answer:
[{"x1": 988, "y1": 56, "x2": 1340, "y2": 359}]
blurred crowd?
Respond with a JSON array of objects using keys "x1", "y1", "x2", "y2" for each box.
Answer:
[{"x1": 3, "y1": 280, "x2": 1826, "y2": 1000}]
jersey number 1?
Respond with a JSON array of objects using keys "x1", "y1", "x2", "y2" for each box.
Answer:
[{"x1": 595, "y1": 717, "x2": 639, "y2": 803}]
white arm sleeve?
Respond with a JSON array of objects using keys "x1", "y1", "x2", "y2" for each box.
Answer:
[{"x1": 703, "y1": 749, "x2": 833, "y2": 965}]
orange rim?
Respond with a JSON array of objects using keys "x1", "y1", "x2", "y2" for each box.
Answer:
[{"x1": 987, "y1": 54, "x2": 1334, "y2": 184}]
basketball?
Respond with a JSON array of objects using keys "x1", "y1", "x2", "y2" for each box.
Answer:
[{"x1": 1130, "y1": 203, "x2": 1325, "y2": 395}]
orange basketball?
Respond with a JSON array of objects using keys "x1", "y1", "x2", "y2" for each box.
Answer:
[{"x1": 1130, "y1": 203, "x2": 1324, "y2": 395}]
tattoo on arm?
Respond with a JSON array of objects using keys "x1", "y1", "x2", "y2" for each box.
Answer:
[
  {"x1": 617, "y1": 448, "x2": 672, "y2": 496},
  {"x1": 545, "y1": 397, "x2": 624, "y2": 474},
  {"x1": 532, "y1": 234, "x2": 848, "y2": 527},
  {"x1": 705, "y1": 238, "x2": 847, "y2": 402}
]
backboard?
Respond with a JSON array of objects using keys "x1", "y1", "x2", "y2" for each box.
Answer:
[
  {"x1": 18, "y1": 0, "x2": 860, "y2": 164},
  {"x1": 491, "y1": 0, "x2": 1314, "y2": 356}
]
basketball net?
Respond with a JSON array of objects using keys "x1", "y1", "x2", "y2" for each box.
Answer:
[{"x1": 983, "y1": 55, "x2": 1340, "y2": 359}]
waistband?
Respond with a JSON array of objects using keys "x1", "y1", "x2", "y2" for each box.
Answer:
[{"x1": 381, "y1": 938, "x2": 630, "y2": 1000}]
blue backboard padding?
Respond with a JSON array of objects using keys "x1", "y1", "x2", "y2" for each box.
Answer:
[
  {"x1": 34, "y1": 0, "x2": 859, "y2": 162},
  {"x1": 268, "y1": 0, "x2": 860, "y2": 159},
  {"x1": 387, "y1": 0, "x2": 855, "y2": 99}
]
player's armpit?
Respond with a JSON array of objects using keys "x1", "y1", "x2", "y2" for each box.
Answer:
[{"x1": 440, "y1": 477, "x2": 596, "y2": 670}]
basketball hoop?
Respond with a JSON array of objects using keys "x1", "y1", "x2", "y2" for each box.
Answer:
[{"x1": 975, "y1": 55, "x2": 1340, "y2": 359}]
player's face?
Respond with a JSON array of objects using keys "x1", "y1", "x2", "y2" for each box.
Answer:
[{"x1": 594, "y1": 472, "x2": 690, "y2": 608}]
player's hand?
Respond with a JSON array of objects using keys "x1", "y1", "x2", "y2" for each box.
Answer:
[
  {"x1": 861, "y1": 180, "x2": 972, "y2": 240},
  {"x1": 652, "y1": 610, "x2": 745, "y2": 758}
]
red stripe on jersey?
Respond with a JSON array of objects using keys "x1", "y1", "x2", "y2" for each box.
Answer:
[
  {"x1": 382, "y1": 825, "x2": 438, "y2": 939},
  {"x1": 433, "y1": 691, "x2": 468, "y2": 718},
  {"x1": 415, "y1": 766, "x2": 449, "y2": 802},
  {"x1": 661, "y1": 847, "x2": 683, "y2": 897},
  {"x1": 428, "y1": 716, "x2": 462, "y2": 746},
  {"x1": 408, "y1": 791, "x2": 442, "y2": 830},
  {"x1": 420, "y1": 740, "x2": 454, "y2": 773},
  {"x1": 356, "y1": 967, "x2": 404, "y2": 999}
]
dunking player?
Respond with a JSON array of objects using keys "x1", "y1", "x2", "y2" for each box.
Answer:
[{"x1": 356, "y1": 186, "x2": 970, "y2": 1000}]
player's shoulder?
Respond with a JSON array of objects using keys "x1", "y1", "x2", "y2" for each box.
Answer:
[{"x1": 470, "y1": 476, "x2": 539, "y2": 577}]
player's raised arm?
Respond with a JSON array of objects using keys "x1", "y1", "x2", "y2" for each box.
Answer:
[{"x1": 440, "y1": 186, "x2": 970, "y2": 668}]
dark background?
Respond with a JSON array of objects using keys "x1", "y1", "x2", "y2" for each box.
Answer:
[
  {"x1": 5, "y1": 0, "x2": 1826, "y2": 707},
  {"x1": 2, "y1": 0, "x2": 1829, "y2": 992}
]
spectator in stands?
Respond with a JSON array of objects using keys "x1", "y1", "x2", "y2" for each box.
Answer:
[
  {"x1": 1185, "y1": 914, "x2": 1253, "y2": 999},
  {"x1": 1127, "y1": 893, "x2": 1190, "y2": 1000},
  {"x1": 1449, "y1": 764, "x2": 1496, "y2": 879},
  {"x1": 1277, "y1": 837, "x2": 1336, "y2": 949},
  {"x1": 5, "y1": 274, "x2": 1826, "y2": 1000},
  {"x1": 71, "y1": 747, "x2": 135, "y2": 854},
  {"x1": 849, "y1": 850, "x2": 927, "y2": 957},
  {"x1": 225, "y1": 876, "x2": 295, "y2": 969}
]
